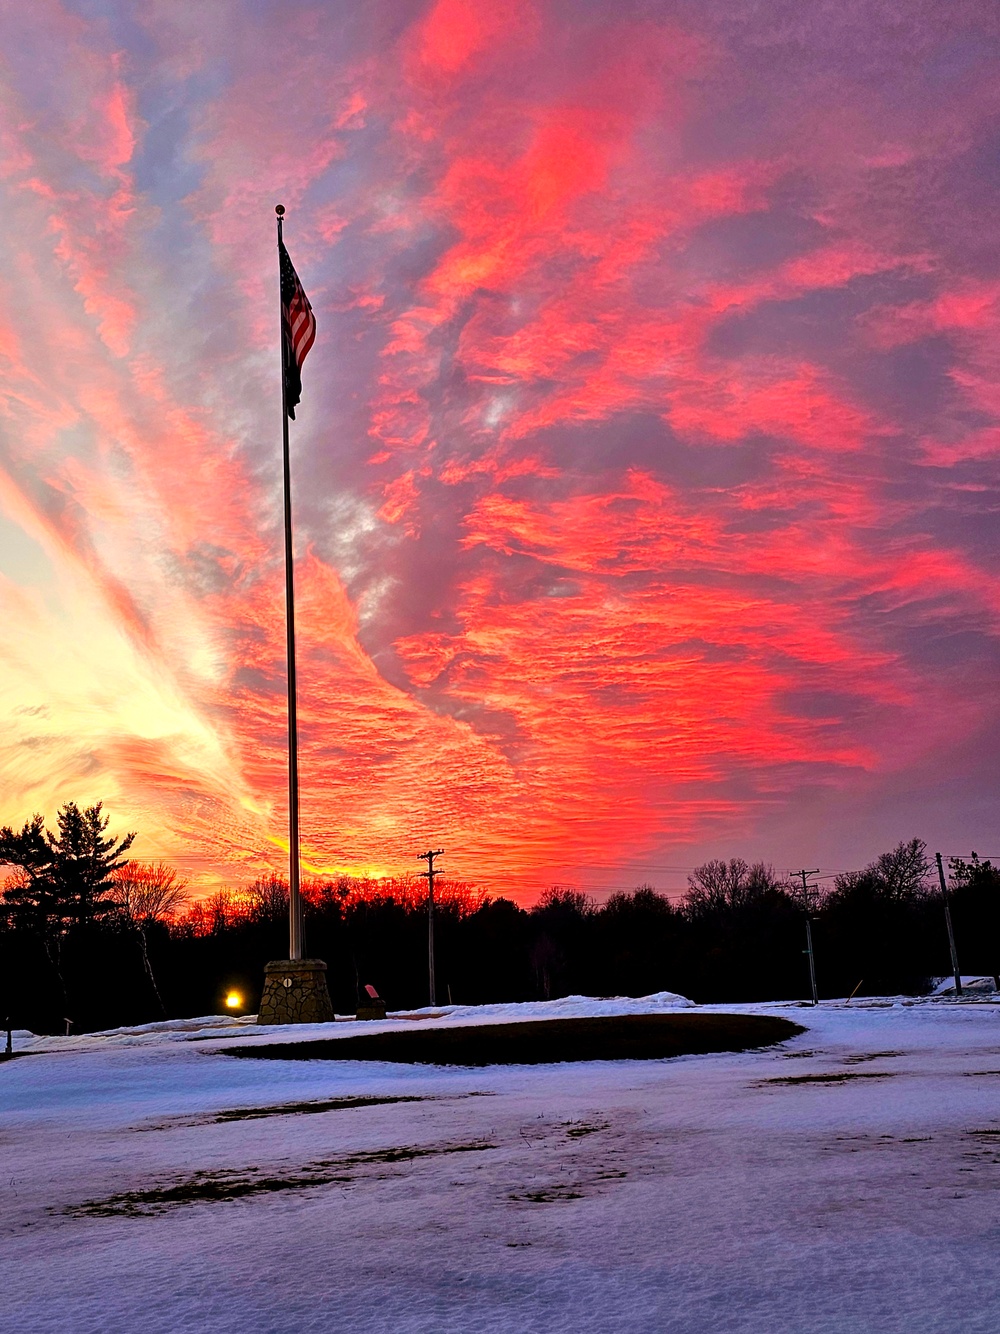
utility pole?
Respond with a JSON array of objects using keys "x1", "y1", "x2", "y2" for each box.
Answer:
[
  {"x1": 418, "y1": 848, "x2": 444, "y2": 1007},
  {"x1": 792, "y1": 868, "x2": 820, "y2": 1005},
  {"x1": 935, "y1": 853, "x2": 963, "y2": 997}
]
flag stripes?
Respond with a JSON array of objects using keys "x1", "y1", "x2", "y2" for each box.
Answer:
[{"x1": 279, "y1": 240, "x2": 316, "y2": 419}]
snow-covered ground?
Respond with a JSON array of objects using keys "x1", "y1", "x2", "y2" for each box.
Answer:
[{"x1": 3, "y1": 996, "x2": 1000, "y2": 1333}]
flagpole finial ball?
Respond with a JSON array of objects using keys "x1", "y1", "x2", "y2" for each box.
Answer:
[{"x1": 275, "y1": 204, "x2": 285, "y2": 216}]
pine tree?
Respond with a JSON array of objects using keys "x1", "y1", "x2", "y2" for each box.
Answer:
[
  {"x1": 0, "y1": 814, "x2": 61, "y2": 940},
  {"x1": 47, "y1": 802, "x2": 136, "y2": 932},
  {"x1": 1, "y1": 803, "x2": 136, "y2": 938}
]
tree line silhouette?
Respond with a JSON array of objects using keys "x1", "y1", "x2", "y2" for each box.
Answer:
[{"x1": 1, "y1": 803, "x2": 997, "y2": 1034}]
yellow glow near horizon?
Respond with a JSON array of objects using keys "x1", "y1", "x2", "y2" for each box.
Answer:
[{"x1": 225, "y1": 992, "x2": 242, "y2": 1009}]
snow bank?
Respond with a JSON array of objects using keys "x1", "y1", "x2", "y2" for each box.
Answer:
[
  {"x1": 9, "y1": 992, "x2": 694, "y2": 1055},
  {"x1": 241, "y1": 991, "x2": 696, "y2": 1050},
  {"x1": 385, "y1": 990, "x2": 696, "y2": 1025},
  {"x1": 13, "y1": 1014, "x2": 258, "y2": 1054},
  {"x1": 5, "y1": 1000, "x2": 1000, "y2": 1333},
  {"x1": 15, "y1": 988, "x2": 1000, "y2": 1057},
  {"x1": 931, "y1": 975, "x2": 997, "y2": 995}
]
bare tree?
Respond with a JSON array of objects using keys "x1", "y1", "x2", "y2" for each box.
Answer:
[
  {"x1": 534, "y1": 887, "x2": 594, "y2": 917},
  {"x1": 111, "y1": 861, "x2": 188, "y2": 1015},
  {"x1": 684, "y1": 858, "x2": 788, "y2": 919},
  {"x1": 830, "y1": 838, "x2": 930, "y2": 904},
  {"x1": 243, "y1": 873, "x2": 288, "y2": 922}
]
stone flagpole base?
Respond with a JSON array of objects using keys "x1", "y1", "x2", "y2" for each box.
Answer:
[{"x1": 258, "y1": 959, "x2": 335, "y2": 1025}]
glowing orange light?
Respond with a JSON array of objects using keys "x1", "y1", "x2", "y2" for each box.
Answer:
[{"x1": 225, "y1": 992, "x2": 242, "y2": 1009}]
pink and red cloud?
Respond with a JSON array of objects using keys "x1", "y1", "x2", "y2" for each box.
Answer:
[{"x1": 0, "y1": 0, "x2": 997, "y2": 896}]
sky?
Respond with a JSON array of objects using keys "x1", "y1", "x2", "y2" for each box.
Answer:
[{"x1": 0, "y1": 0, "x2": 997, "y2": 901}]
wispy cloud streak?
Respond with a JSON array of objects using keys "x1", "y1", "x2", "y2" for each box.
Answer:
[{"x1": 0, "y1": 0, "x2": 997, "y2": 894}]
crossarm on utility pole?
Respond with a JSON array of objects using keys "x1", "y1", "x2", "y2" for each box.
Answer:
[
  {"x1": 418, "y1": 848, "x2": 444, "y2": 1007},
  {"x1": 792, "y1": 869, "x2": 820, "y2": 1006}
]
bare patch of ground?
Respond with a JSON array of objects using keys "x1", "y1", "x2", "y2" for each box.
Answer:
[
  {"x1": 210, "y1": 1094, "x2": 429, "y2": 1125},
  {"x1": 135, "y1": 1092, "x2": 495, "y2": 1132},
  {"x1": 221, "y1": 1013, "x2": 803, "y2": 1066},
  {"x1": 63, "y1": 1142, "x2": 495, "y2": 1217},
  {"x1": 564, "y1": 1120, "x2": 610, "y2": 1139},
  {"x1": 760, "y1": 1071, "x2": 897, "y2": 1086}
]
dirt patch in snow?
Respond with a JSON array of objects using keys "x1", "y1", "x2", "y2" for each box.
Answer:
[
  {"x1": 221, "y1": 1013, "x2": 803, "y2": 1067},
  {"x1": 564, "y1": 1120, "x2": 610, "y2": 1138},
  {"x1": 133, "y1": 1093, "x2": 437, "y2": 1132},
  {"x1": 760, "y1": 1071, "x2": 897, "y2": 1086},
  {"x1": 211, "y1": 1094, "x2": 430, "y2": 1124},
  {"x1": 63, "y1": 1142, "x2": 495, "y2": 1217}
]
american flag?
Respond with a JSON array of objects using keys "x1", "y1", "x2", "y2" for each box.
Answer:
[{"x1": 279, "y1": 240, "x2": 316, "y2": 420}]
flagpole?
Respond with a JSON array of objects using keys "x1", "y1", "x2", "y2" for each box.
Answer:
[
  {"x1": 257, "y1": 207, "x2": 332, "y2": 1025},
  {"x1": 276, "y1": 203, "x2": 303, "y2": 962}
]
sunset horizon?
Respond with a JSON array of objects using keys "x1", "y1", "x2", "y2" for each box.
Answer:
[{"x1": 1, "y1": 0, "x2": 997, "y2": 903}]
